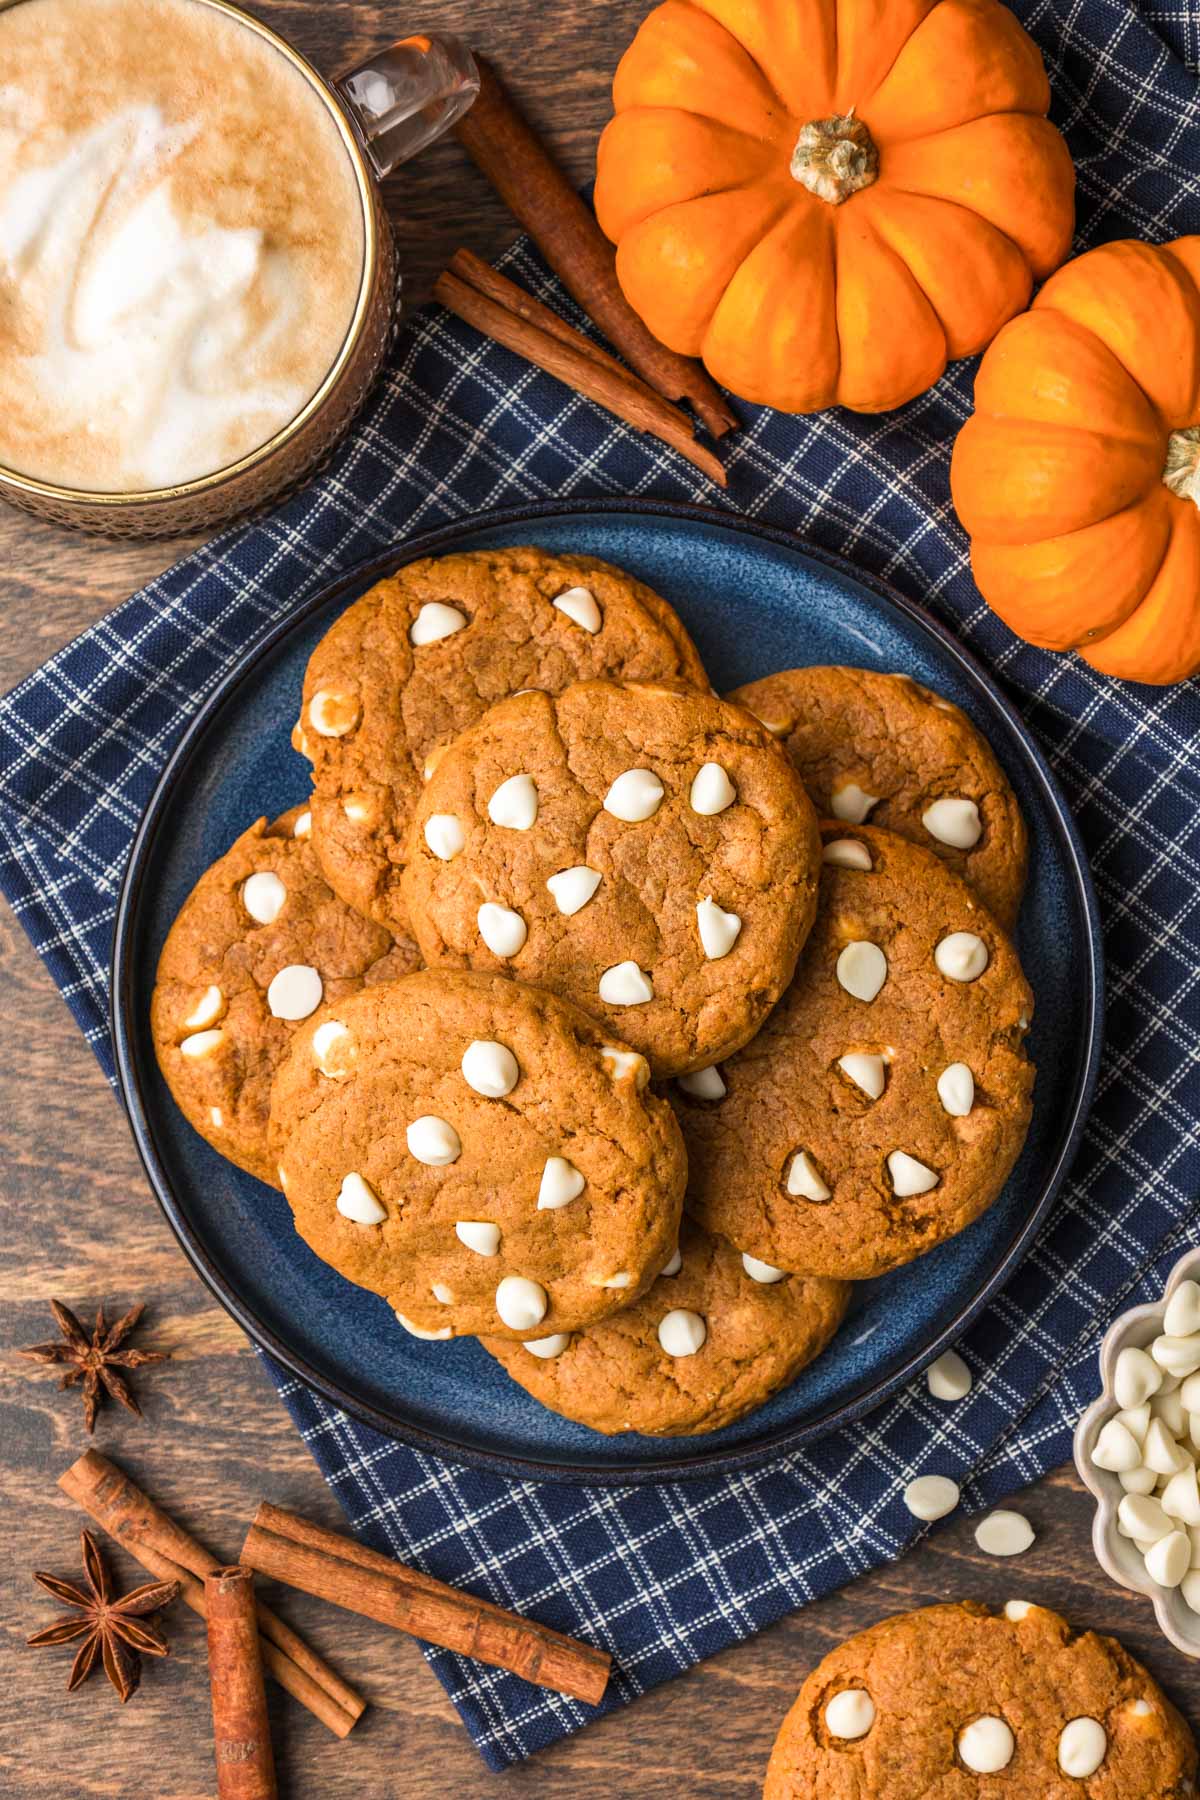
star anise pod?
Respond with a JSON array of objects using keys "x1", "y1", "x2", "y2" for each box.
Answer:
[
  {"x1": 28, "y1": 1529, "x2": 180, "y2": 1703},
  {"x1": 19, "y1": 1299, "x2": 169, "y2": 1433}
]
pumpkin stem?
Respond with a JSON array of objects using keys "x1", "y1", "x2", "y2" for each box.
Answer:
[
  {"x1": 1163, "y1": 428, "x2": 1200, "y2": 507},
  {"x1": 790, "y1": 111, "x2": 878, "y2": 205}
]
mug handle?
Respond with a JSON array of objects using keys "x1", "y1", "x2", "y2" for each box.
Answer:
[{"x1": 335, "y1": 33, "x2": 479, "y2": 178}]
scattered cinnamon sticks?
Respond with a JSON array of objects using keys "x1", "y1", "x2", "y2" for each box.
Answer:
[
  {"x1": 206, "y1": 1567, "x2": 278, "y2": 1800},
  {"x1": 241, "y1": 1501, "x2": 611, "y2": 1706}
]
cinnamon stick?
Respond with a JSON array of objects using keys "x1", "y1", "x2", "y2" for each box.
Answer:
[
  {"x1": 447, "y1": 247, "x2": 631, "y2": 382},
  {"x1": 434, "y1": 268, "x2": 727, "y2": 487},
  {"x1": 58, "y1": 1451, "x2": 364, "y2": 1738},
  {"x1": 241, "y1": 1501, "x2": 611, "y2": 1706},
  {"x1": 454, "y1": 57, "x2": 739, "y2": 441},
  {"x1": 206, "y1": 1568, "x2": 278, "y2": 1800}
]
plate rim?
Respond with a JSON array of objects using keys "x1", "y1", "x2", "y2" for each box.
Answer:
[{"x1": 111, "y1": 496, "x2": 1105, "y2": 1486}]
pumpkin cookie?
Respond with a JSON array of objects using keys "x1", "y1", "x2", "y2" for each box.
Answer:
[
  {"x1": 764, "y1": 1599, "x2": 1197, "y2": 1797},
  {"x1": 678, "y1": 824, "x2": 1034, "y2": 1280},
  {"x1": 728, "y1": 666, "x2": 1028, "y2": 926},
  {"x1": 401, "y1": 679, "x2": 821, "y2": 1078},
  {"x1": 151, "y1": 807, "x2": 418, "y2": 1187},
  {"x1": 294, "y1": 547, "x2": 709, "y2": 933},
  {"x1": 268, "y1": 969, "x2": 685, "y2": 1340},
  {"x1": 484, "y1": 1218, "x2": 849, "y2": 1437}
]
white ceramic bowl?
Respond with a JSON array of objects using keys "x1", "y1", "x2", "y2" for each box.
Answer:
[{"x1": 1074, "y1": 1245, "x2": 1200, "y2": 1657}]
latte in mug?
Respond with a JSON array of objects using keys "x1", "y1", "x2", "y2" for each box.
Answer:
[{"x1": 0, "y1": 0, "x2": 367, "y2": 493}]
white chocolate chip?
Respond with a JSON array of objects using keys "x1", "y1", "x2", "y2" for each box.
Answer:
[
  {"x1": 1183, "y1": 1570, "x2": 1200, "y2": 1613},
  {"x1": 824, "y1": 1690, "x2": 875, "y2": 1740},
  {"x1": 432, "y1": 1282, "x2": 454, "y2": 1304},
  {"x1": 406, "y1": 1115, "x2": 461, "y2": 1166},
  {"x1": 277, "y1": 1164, "x2": 288, "y2": 1189},
  {"x1": 677, "y1": 1065, "x2": 726, "y2": 1101},
  {"x1": 822, "y1": 838, "x2": 872, "y2": 871},
  {"x1": 312, "y1": 1020, "x2": 352, "y2": 1079},
  {"x1": 1152, "y1": 1333, "x2": 1200, "y2": 1377},
  {"x1": 887, "y1": 1151, "x2": 938, "y2": 1197},
  {"x1": 425, "y1": 813, "x2": 465, "y2": 861},
  {"x1": 410, "y1": 601, "x2": 466, "y2": 645},
  {"x1": 495, "y1": 1275, "x2": 547, "y2": 1331},
  {"x1": 786, "y1": 1151, "x2": 831, "y2": 1202},
  {"x1": 394, "y1": 1310, "x2": 452, "y2": 1341},
  {"x1": 836, "y1": 941, "x2": 887, "y2": 1002},
  {"x1": 660, "y1": 1248, "x2": 683, "y2": 1277},
  {"x1": 926, "y1": 1349, "x2": 972, "y2": 1401},
  {"x1": 696, "y1": 896, "x2": 741, "y2": 960},
  {"x1": 292, "y1": 810, "x2": 312, "y2": 838},
  {"x1": 658, "y1": 1309, "x2": 706, "y2": 1357},
  {"x1": 267, "y1": 964, "x2": 323, "y2": 1021},
  {"x1": 838, "y1": 1052, "x2": 886, "y2": 1100},
  {"x1": 903, "y1": 1474, "x2": 960, "y2": 1521},
  {"x1": 477, "y1": 902, "x2": 527, "y2": 958},
  {"x1": 831, "y1": 781, "x2": 879, "y2": 823},
  {"x1": 538, "y1": 1157, "x2": 585, "y2": 1210},
  {"x1": 1091, "y1": 1419, "x2": 1142, "y2": 1472},
  {"x1": 342, "y1": 794, "x2": 375, "y2": 826},
  {"x1": 308, "y1": 688, "x2": 361, "y2": 737},
  {"x1": 601, "y1": 1045, "x2": 650, "y2": 1087},
  {"x1": 1114, "y1": 1345, "x2": 1163, "y2": 1408},
  {"x1": 922, "y1": 796, "x2": 983, "y2": 850},
  {"x1": 210, "y1": 1106, "x2": 223, "y2": 1128},
  {"x1": 597, "y1": 1271, "x2": 633, "y2": 1288},
  {"x1": 742, "y1": 1253, "x2": 786, "y2": 1284},
  {"x1": 337, "y1": 1172, "x2": 385, "y2": 1225},
  {"x1": 599, "y1": 961, "x2": 653, "y2": 1005},
  {"x1": 524, "y1": 1333, "x2": 570, "y2": 1359},
  {"x1": 1144, "y1": 1417, "x2": 1188, "y2": 1475},
  {"x1": 1128, "y1": 1697, "x2": 1155, "y2": 1717},
  {"x1": 1117, "y1": 1494, "x2": 1171, "y2": 1542},
  {"x1": 1003, "y1": 1600, "x2": 1033, "y2": 1621},
  {"x1": 1162, "y1": 1465, "x2": 1200, "y2": 1524},
  {"x1": 242, "y1": 870, "x2": 286, "y2": 925},
  {"x1": 546, "y1": 865, "x2": 602, "y2": 915},
  {"x1": 937, "y1": 1063, "x2": 975, "y2": 1117},
  {"x1": 1120, "y1": 1466, "x2": 1157, "y2": 1494},
  {"x1": 935, "y1": 931, "x2": 989, "y2": 982},
  {"x1": 180, "y1": 1028, "x2": 224, "y2": 1059},
  {"x1": 487, "y1": 773, "x2": 538, "y2": 831},
  {"x1": 456, "y1": 1220, "x2": 501, "y2": 1257},
  {"x1": 1058, "y1": 1718, "x2": 1107, "y2": 1779},
  {"x1": 552, "y1": 585, "x2": 601, "y2": 633},
  {"x1": 974, "y1": 1511, "x2": 1035, "y2": 1557},
  {"x1": 1167, "y1": 1281, "x2": 1200, "y2": 1336},
  {"x1": 1146, "y1": 1530, "x2": 1191, "y2": 1587},
  {"x1": 1118, "y1": 1403, "x2": 1151, "y2": 1441},
  {"x1": 461, "y1": 1039, "x2": 519, "y2": 1097},
  {"x1": 423, "y1": 745, "x2": 448, "y2": 783},
  {"x1": 183, "y1": 985, "x2": 224, "y2": 1030},
  {"x1": 604, "y1": 768, "x2": 664, "y2": 822},
  {"x1": 689, "y1": 762, "x2": 736, "y2": 816},
  {"x1": 957, "y1": 1717, "x2": 1014, "y2": 1774}
]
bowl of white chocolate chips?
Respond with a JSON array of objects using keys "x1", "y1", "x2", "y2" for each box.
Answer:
[{"x1": 1076, "y1": 1246, "x2": 1200, "y2": 1656}]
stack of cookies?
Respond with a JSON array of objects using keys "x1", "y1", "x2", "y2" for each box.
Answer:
[{"x1": 152, "y1": 547, "x2": 1035, "y2": 1438}]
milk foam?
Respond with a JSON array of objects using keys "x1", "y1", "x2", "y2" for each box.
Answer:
[{"x1": 0, "y1": 0, "x2": 365, "y2": 492}]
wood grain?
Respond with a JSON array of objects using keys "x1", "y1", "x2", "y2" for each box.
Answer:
[{"x1": 0, "y1": 2, "x2": 1194, "y2": 1796}]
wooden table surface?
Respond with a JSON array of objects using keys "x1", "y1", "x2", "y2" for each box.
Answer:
[{"x1": 1, "y1": 2, "x2": 1195, "y2": 1794}]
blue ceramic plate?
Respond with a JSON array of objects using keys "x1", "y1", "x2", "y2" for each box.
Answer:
[{"x1": 112, "y1": 500, "x2": 1103, "y2": 1484}]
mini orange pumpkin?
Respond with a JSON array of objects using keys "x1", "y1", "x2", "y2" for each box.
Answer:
[
  {"x1": 594, "y1": 0, "x2": 1075, "y2": 415},
  {"x1": 951, "y1": 237, "x2": 1200, "y2": 686}
]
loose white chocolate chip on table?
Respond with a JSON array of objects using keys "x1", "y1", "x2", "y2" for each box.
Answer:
[
  {"x1": 336, "y1": 1173, "x2": 385, "y2": 1226},
  {"x1": 742, "y1": 1253, "x2": 786, "y2": 1284},
  {"x1": 786, "y1": 1150, "x2": 831, "y2": 1202},
  {"x1": 546, "y1": 865, "x2": 602, "y2": 915},
  {"x1": 312, "y1": 1020, "x2": 352, "y2": 1079},
  {"x1": 830, "y1": 781, "x2": 879, "y2": 823},
  {"x1": 524, "y1": 1333, "x2": 570, "y2": 1360},
  {"x1": 822, "y1": 838, "x2": 872, "y2": 871},
  {"x1": 308, "y1": 688, "x2": 361, "y2": 738},
  {"x1": 677, "y1": 1065, "x2": 727, "y2": 1101},
  {"x1": 1117, "y1": 1494, "x2": 1171, "y2": 1542},
  {"x1": 824, "y1": 1690, "x2": 875, "y2": 1740},
  {"x1": 658, "y1": 1309, "x2": 706, "y2": 1357},
  {"x1": 599, "y1": 961, "x2": 654, "y2": 1006},
  {"x1": 183, "y1": 985, "x2": 224, "y2": 1030},
  {"x1": 1091, "y1": 1419, "x2": 1142, "y2": 1472},
  {"x1": 242, "y1": 870, "x2": 286, "y2": 925},
  {"x1": 552, "y1": 585, "x2": 601, "y2": 633},
  {"x1": 1146, "y1": 1530, "x2": 1191, "y2": 1587},
  {"x1": 424, "y1": 813, "x2": 465, "y2": 861},
  {"x1": 903, "y1": 1474, "x2": 960, "y2": 1521},
  {"x1": 601, "y1": 1045, "x2": 650, "y2": 1087},
  {"x1": 597, "y1": 1271, "x2": 633, "y2": 1289},
  {"x1": 836, "y1": 941, "x2": 887, "y2": 1002},
  {"x1": 461, "y1": 1039, "x2": 519, "y2": 1098},
  {"x1": 1114, "y1": 1345, "x2": 1163, "y2": 1408},
  {"x1": 696, "y1": 896, "x2": 742, "y2": 960},
  {"x1": 957, "y1": 1718, "x2": 1014, "y2": 1775},
  {"x1": 432, "y1": 1283, "x2": 454, "y2": 1305},
  {"x1": 394, "y1": 1311, "x2": 452, "y2": 1341},
  {"x1": 406, "y1": 1115, "x2": 461, "y2": 1166},
  {"x1": 292, "y1": 811, "x2": 312, "y2": 838},
  {"x1": 926, "y1": 1349, "x2": 972, "y2": 1401},
  {"x1": 487, "y1": 773, "x2": 538, "y2": 831},
  {"x1": 937, "y1": 1062, "x2": 975, "y2": 1117},
  {"x1": 604, "y1": 768, "x2": 664, "y2": 822},
  {"x1": 922, "y1": 796, "x2": 983, "y2": 850},
  {"x1": 1152, "y1": 1333, "x2": 1200, "y2": 1377},
  {"x1": 477, "y1": 902, "x2": 527, "y2": 958},
  {"x1": 689, "y1": 762, "x2": 736, "y2": 816},
  {"x1": 838, "y1": 1053, "x2": 886, "y2": 1101},
  {"x1": 1003, "y1": 1599, "x2": 1033, "y2": 1621},
  {"x1": 180, "y1": 1029, "x2": 224, "y2": 1059},
  {"x1": 267, "y1": 964, "x2": 323, "y2": 1021},
  {"x1": 974, "y1": 1511, "x2": 1035, "y2": 1557},
  {"x1": 1058, "y1": 1718, "x2": 1107, "y2": 1779},
  {"x1": 888, "y1": 1151, "x2": 939, "y2": 1197},
  {"x1": 934, "y1": 931, "x2": 989, "y2": 982},
  {"x1": 538, "y1": 1156, "x2": 585, "y2": 1210},
  {"x1": 1167, "y1": 1281, "x2": 1200, "y2": 1336},
  {"x1": 409, "y1": 601, "x2": 467, "y2": 645},
  {"x1": 661, "y1": 1248, "x2": 683, "y2": 1277},
  {"x1": 455, "y1": 1220, "x2": 501, "y2": 1257},
  {"x1": 495, "y1": 1275, "x2": 548, "y2": 1332}
]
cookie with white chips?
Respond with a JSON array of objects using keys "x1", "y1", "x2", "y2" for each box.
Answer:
[
  {"x1": 728, "y1": 665, "x2": 1028, "y2": 927},
  {"x1": 268, "y1": 969, "x2": 685, "y2": 1340},
  {"x1": 401, "y1": 678, "x2": 820, "y2": 1078},
  {"x1": 484, "y1": 1218, "x2": 848, "y2": 1437},
  {"x1": 677, "y1": 823, "x2": 1034, "y2": 1279},
  {"x1": 764, "y1": 1600, "x2": 1197, "y2": 1798},
  {"x1": 151, "y1": 807, "x2": 419, "y2": 1187},
  {"x1": 293, "y1": 547, "x2": 709, "y2": 934}
]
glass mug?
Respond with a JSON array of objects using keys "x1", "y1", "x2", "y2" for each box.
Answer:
[{"x1": 0, "y1": 0, "x2": 479, "y2": 537}]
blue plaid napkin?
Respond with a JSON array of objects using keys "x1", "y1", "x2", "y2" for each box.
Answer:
[{"x1": 3, "y1": 0, "x2": 1200, "y2": 1768}]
